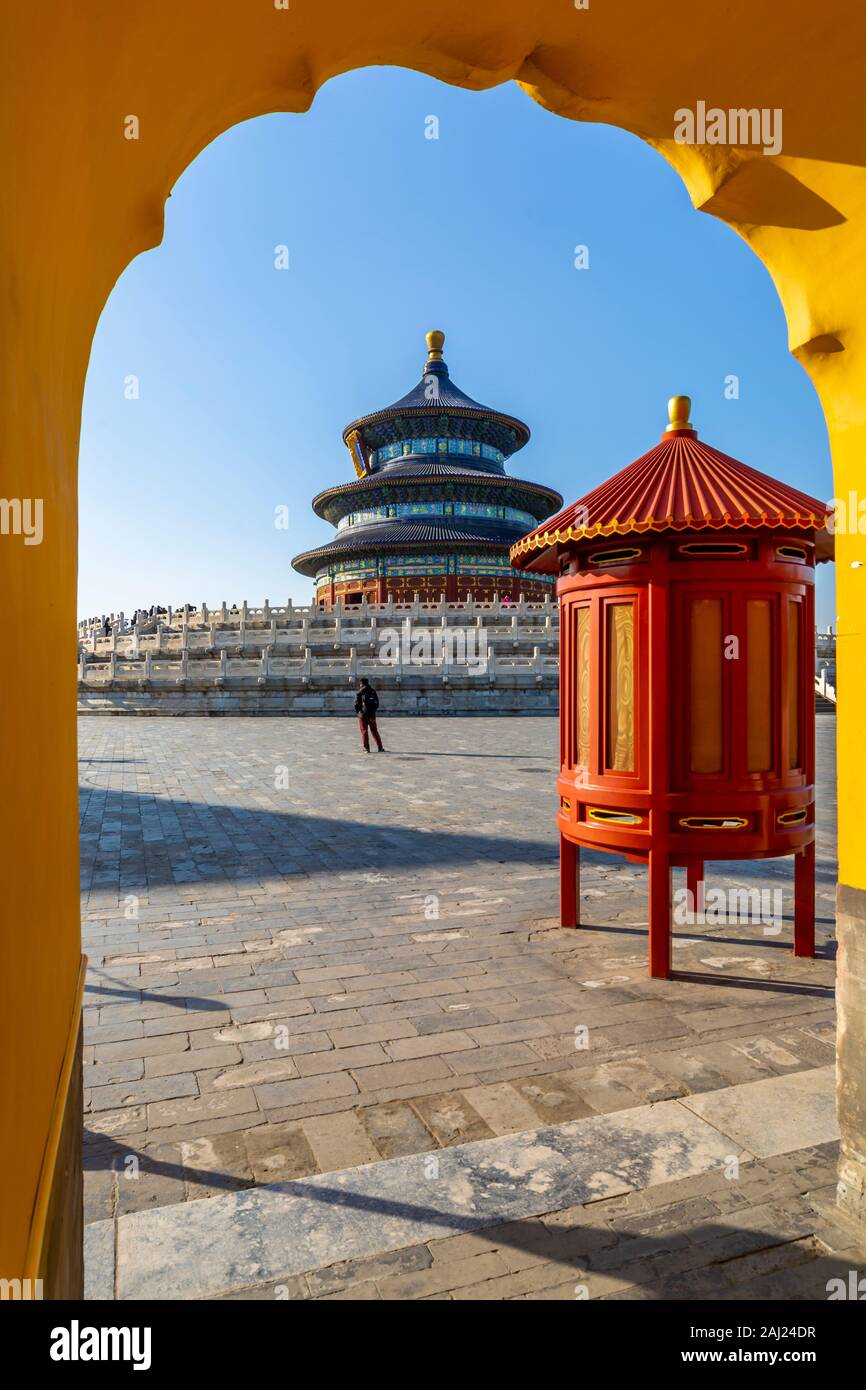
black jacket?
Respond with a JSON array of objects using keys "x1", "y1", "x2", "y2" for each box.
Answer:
[{"x1": 355, "y1": 685, "x2": 379, "y2": 717}]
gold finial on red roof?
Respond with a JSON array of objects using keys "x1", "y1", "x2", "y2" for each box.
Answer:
[{"x1": 666, "y1": 395, "x2": 693, "y2": 433}]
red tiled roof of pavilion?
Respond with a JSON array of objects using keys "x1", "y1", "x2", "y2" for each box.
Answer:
[{"x1": 511, "y1": 396, "x2": 833, "y2": 570}]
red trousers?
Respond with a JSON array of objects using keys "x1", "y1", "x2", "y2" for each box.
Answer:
[{"x1": 358, "y1": 714, "x2": 383, "y2": 751}]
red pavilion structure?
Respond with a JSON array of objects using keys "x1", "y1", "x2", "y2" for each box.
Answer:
[{"x1": 511, "y1": 396, "x2": 833, "y2": 978}]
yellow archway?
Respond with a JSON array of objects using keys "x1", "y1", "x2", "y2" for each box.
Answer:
[{"x1": 3, "y1": 0, "x2": 865, "y2": 1289}]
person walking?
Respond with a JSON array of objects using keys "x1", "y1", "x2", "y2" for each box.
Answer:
[{"x1": 355, "y1": 677, "x2": 385, "y2": 753}]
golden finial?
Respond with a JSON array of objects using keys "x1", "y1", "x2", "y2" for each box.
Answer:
[
  {"x1": 665, "y1": 395, "x2": 693, "y2": 432},
  {"x1": 426, "y1": 329, "x2": 445, "y2": 361}
]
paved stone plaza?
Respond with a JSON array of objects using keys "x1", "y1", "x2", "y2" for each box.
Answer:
[{"x1": 80, "y1": 713, "x2": 865, "y2": 1299}]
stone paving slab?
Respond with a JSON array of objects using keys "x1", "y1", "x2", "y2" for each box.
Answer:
[
  {"x1": 86, "y1": 1064, "x2": 838, "y2": 1299},
  {"x1": 79, "y1": 714, "x2": 839, "y2": 1287},
  {"x1": 679, "y1": 1065, "x2": 838, "y2": 1157},
  {"x1": 280, "y1": 1141, "x2": 859, "y2": 1303}
]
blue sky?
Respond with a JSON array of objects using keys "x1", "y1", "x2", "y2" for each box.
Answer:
[{"x1": 79, "y1": 66, "x2": 834, "y2": 626}]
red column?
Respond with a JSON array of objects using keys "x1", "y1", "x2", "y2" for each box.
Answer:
[
  {"x1": 647, "y1": 551, "x2": 671, "y2": 978},
  {"x1": 794, "y1": 839, "x2": 816, "y2": 957},
  {"x1": 560, "y1": 835, "x2": 579, "y2": 927},
  {"x1": 648, "y1": 851, "x2": 671, "y2": 978}
]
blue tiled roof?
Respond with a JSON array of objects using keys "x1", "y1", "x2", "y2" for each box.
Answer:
[
  {"x1": 343, "y1": 353, "x2": 530, "y2": 456},
  {"x1": 382, "y1": 361, "x2": 495, "y2": 415},
  {"x1": 292, "y1": 515, "x2": 528, "y2": 576}
]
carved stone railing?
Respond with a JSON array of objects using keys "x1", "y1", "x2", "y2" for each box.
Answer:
[
  {"x1": 816, "y1": 670, "x2": 837, "y2": 704},
  {"x1": 76, "y1": 596, "x2": 561, "y2": 709},
  {"x1": 78, "y1": 647, "x2": 558, "y2": 689},
  {"x1": 77, "y1": 593, "x2": 557, "y2": 641}
]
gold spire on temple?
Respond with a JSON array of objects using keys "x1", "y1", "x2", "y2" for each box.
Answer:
[{"x1": 426, "y1": 329, "x2": 445, "y2": 362}]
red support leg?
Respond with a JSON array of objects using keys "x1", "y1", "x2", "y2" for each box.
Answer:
[
  {"x1": 794, "y1": 840, "x2": 816, "y2": 957},
  {"x1": 560, "y1": 834, "x2": 579, "y2": 928},
  {"x1": 686, "y1": 860, "x2": 704, "y2": 917},
  {"x1": 648, "y1": 851, "x2": 671, "y2": 978}
]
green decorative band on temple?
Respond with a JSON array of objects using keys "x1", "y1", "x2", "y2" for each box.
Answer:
[
  {"x1": 336, "y1": 502, "x2": 537, "y2": 531},
  {"x1": 372, "y1": 437, "x2": 504, "y2": 467},
  {"x1": 315, "y1": 554, "x2": 556, "y2": 587}
]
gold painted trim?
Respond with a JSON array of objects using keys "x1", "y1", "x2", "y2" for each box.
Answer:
[
  {"x1": 678, "y1": 816, "x2": 748, "y2": 830},
  {"x1": 588, "y1": 546, "x2": 642, "y2": 565},
  {"x1": 510, "y1": 513, "x2": 829, "y2": 562},
  {"x1": 677, "y1": 541, "x2": 749, "y2": 556},
  {"x1": 23, "y1": 954, "x2": 87, "y2": 1280},
  {"x1": 345, "y1": 428, "x2": 368, "y2": 479},
  {"x1": 777, "y1": 808, "x2": 808, "y2": 826},
  {"x1": 588, "y1": 807, "x2": 642, "y2": 825}
]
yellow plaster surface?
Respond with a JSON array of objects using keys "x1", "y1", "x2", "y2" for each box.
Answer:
[{"x1": 2, "y1": 0, "x2": 863, "y2": 1274}]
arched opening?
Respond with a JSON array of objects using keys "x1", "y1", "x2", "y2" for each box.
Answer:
[{"x1": 4, "y1": 6, "x2": 864, "y2": 1299}]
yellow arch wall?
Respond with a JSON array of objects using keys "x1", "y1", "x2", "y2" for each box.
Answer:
[{"x1": 3, "y1": 0, "x2": 865, "y2": 1275}]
